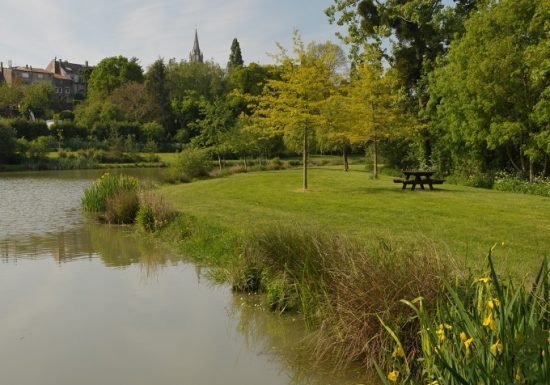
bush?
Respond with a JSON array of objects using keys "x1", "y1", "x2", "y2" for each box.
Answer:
[
  {"x1": 0, "y1": 120, "x2": 17, "y2": 163},
  {"x1": 174, "y1": 147, "x2": 210, "y2": 179},
  {"x1": 82, "y1": 173, "x2": 139, "y2": 223},
  {"x1": 494, "y1": 172, "x2": 550, "y2": 197}
]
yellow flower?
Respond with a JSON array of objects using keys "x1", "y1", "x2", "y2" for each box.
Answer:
[
  {"x1": 463, "y1": 336, "x2": 474, "y2": 357},
  {"x1": 487, "y1": 298, "x2": 500, "y2": 310},
  {"x1": 387, "y1": 370, "x2": 400, "y2": 382},
  {"x1": 547, "y1": 330, "x2": 550, "y2": 344},
  {"x1": 490, "y1": 339, "x2": 503, "y2": 355},
  {"x1": 483, "y1": 313, "x2": 497, "y2": 332},
  {"x1": 515, "y1": 366, "x2": 522, "y2": 382},
  {"x1": 392, "y1": 345, "x2": 405, "y2": 358},
  {"x1": 478, "y1": 276, "x2": 491, "y2": 284},
  {"x1": 460, "y1": 332, "x2": 468, "y2": 342},
  {"x1": 436, "y1": 324, "x2": 446, "y2": 342}
]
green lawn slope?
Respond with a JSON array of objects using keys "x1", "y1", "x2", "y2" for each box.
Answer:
[{"x1": 160, "y1": 166, "x2": 550, "y2": 276}]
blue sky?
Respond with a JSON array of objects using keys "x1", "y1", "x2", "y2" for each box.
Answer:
[{"x1": 0, "y1": 0, "x2": 344, "y2": 70}]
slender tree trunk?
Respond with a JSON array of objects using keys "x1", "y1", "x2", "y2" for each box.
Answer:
[
  {"x1": 373, "y1": 134, "x2": 378, "y2": 179},
  {"x1": 529, "y1": 158, "x2": 534, "y2": 183},
  {"x1": 506, "y1": 145, "x2": 522, "y2": 173},
  {"x1": 543, "y1": 154, "x2": 547, "y2": 177},
  {"x1": 342, "y1": 142, "x2": 349, "y2": 172},
  {"x1": 217, "y1": 153, "x2": 222, "y2": 171},
  {"x1": 303, "y1": 127, "x2": 308, "y2": 190},
  {"x1": 244, "y1": 156, "x2": 248, "y2": 172}
]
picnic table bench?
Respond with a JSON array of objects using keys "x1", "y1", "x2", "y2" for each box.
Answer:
[{"x1": 393, "y1": 170, "x2": 445, "y2": 190}]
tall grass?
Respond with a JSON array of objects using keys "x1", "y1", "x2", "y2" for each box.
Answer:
[
  {"x1": 222, "y1": 225, "x2": 449, "y2": 368},
  {"x1": 135, "y1": 190, "x2": 177, "y2": 232},
  {"x1": 376, "y1": 251, "x2": 549, "y2": 385},
  {"x1": 82, "y1": 173, "x2": 139, "y2": 223}
]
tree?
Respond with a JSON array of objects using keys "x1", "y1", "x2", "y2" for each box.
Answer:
[
  {"x1": 145, "y1": 58, "x2": 174, "y2": 135},
  {"x1": 19, "y1": 83, "x2": 55, "y2": 119},
  {"x1": 428, "y1": 0, "x2": 549, "y2": 181},
  {"x1": 228, "y1": 38, "x2": 244, "y2": 69},
  {"x1": 0, "y1": 84, "x2": 22, "y2": 117},
  {"x1": 345, "y1": 53, "x2": 408, "y2": 178},
  {"x1": 250, "y1": 35, "x2": 346, "y2": 189},
  {"x1": 108, "y1": 82, "x2": 156, "y2": 123},
  {"x1": 87, "y1": 56, "x2": 144, "y2": 99}
]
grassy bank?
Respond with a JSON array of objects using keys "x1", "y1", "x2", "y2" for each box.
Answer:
[{"x1": 159, "y1": 166, "x2": 550, "y2": 276}]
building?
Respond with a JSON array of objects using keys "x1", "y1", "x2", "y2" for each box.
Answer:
[
  {"x1": 45, "y1": 58, "x2": 91, "y2": 100},
  {"x1": 189, "y1": 29, "x2": 204, "y2": 63},
  {"x1": 0, "y1": 58, "x2": 92, "y2": 104}
]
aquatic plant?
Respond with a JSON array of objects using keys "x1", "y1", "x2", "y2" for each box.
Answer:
[
  {"x1": 82, "y1": 172, "x2": 139, "y2": 223},
  {"x1": 376, "y1": 251, "x2": 550, "y2": 385}
]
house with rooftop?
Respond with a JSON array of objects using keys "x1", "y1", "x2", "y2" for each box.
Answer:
[{"x1": 45, "y1": 58, "x2": 91, "y2": 100}]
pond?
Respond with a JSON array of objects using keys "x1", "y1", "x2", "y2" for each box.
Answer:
[{"x1": 0, "y1": 169, "x2": 369, "y2": 385}]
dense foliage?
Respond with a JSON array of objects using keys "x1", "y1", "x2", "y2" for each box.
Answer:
[{"x1": 1, "y1": 1, "x2": 547, "y2": 190}]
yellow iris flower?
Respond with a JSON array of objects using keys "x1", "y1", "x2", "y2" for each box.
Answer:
[
  {"x1": 483, "y1": 313, "x2": 497, "y2": 332},
  {"x1": 387, "y1": 370, "x2": 399, "y2": 382},
  {"x1": 392, "y1": 346, "x2": 405, "y2": 358},
  {"x1": 490, "y1": 339, "x2": 503, "y2": 355}
]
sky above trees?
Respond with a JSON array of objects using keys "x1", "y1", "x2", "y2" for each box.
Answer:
[{"x1": 0, "y1": 0, "x2": 344, "y2": 68}]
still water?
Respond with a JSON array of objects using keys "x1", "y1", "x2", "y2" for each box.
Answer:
[{"x1": 0, "y1": 169, "x2": 367, "y2": 385}]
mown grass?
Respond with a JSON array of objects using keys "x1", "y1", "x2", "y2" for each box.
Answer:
[{"x1": 159, "y1": 166, "x2": 550, "y2": 277}]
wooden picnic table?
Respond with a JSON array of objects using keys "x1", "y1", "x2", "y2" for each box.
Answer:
[{"x1": 393, "y1": 170, "x2": 445, "y2": 191}]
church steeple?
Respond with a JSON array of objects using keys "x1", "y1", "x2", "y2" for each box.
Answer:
[{"x1": 189, "y1": 29, "x2": 204, "y2": 63}]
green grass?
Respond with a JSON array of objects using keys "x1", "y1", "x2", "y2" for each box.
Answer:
[{"x1": 159, "y1": 166, "x2": 550, "y2": 276}]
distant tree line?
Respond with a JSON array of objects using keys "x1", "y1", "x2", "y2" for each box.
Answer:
[{"x1": 1, "y1": 0, "x2": 548, "y2": 186}]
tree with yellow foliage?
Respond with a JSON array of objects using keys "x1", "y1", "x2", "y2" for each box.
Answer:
[
  {"x1": 250, "y1": 33, "x2": 346, "y2": 190},
  {"x1": 345, "y1": 54, "x2": 407, "y2": 178}
]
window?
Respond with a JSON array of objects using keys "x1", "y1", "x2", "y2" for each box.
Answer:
[
  {"x1": 37, "y1": 74, "x2": 43, "y2": 79},
  {"x1": 65, "y1": 87, "x2": 71, "y2": 94},
  {"x1": 56, "y1": 87, "x2": 62, "y2": 94},
  {"x1": 21, "y1": 72, "x2": 29, "y2": 78}
]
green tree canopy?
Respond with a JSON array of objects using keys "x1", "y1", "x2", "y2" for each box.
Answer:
[
  {"x1": 429, "y1": 0, "x2": 549, "y2": 180},
  {"x1": 87, "y1": 56, "x2": 144, "y2": 99},
  {"x1": 250, "y1": 34, "x2": 346, "y2": 189}
]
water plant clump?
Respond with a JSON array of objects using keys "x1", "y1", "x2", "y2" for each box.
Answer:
[
  {"x1": 82, "y1": 172, "x2": 139, "y2": 223},
  {"x1": 376, "y1": 252, "x2": 549, "y2": 385}
]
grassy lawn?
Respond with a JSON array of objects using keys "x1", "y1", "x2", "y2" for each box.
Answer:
[{"x1": 159, "y1": 166, "x2": 550, "y2": 276}]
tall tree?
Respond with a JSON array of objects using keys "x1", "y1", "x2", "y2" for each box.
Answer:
[
  {"x1": 228, "y1": 38, "x2": 244, "y2": 69},
  {"x1": 345, "y1": 52, "x2": 408, "y2": 178},
  {"x1": 250, "y1": 34, "x2": 346, "y2": 190},
  {"x1": 145, "y1": 58, "x2": 174, "y2": 135},
  {"x1": 87, "y1": 56, "x2": 144, "y2": 99},
  {"x1": 428, "y1": 0, "x2": 549, "y2": 181}
]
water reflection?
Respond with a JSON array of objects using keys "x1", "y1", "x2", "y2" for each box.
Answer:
[
  {"x1": 228, "y1": 294, "x2": 372, "y2": 385},
  {"x1": 0, "y1": 170, "x2": 369, "y2": 385}
]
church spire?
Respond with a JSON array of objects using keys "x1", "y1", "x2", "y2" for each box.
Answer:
[{"x1": 189, "y1": 29, "x2": 204, "y2": 63}]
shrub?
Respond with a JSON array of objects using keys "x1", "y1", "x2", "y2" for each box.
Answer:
[
  {"x1": 82, "y1": 173, "x2": 139, "y2": 223},
  {"x1": 494, "y1": 172, "x2": 550, "y2": 197},
  {"x1": 0, "y1": 120, "x2": 17, "y2": 163},
  {"x1": 174, "y1": 147, "x2": 210, "y2": 179}
]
